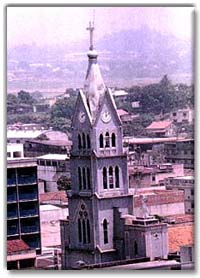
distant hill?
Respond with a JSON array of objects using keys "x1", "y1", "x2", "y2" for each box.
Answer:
[{"x1": 7, "y1": 26, "x2": 192, "y2": 93}]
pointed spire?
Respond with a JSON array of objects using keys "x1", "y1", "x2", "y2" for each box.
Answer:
[{"x1": 84, "y1": 21, "x2": 106, "y2": 120}]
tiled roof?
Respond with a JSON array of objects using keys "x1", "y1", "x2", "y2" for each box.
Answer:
[
  {"x1": 134, "y1": 190, "x2": 184, "y2": 207},
  {"x1": 39, "y1": 191, "x2": 68, "y2": 203},
  {"x1": 146, "y1": 121, "x2": 172, "y2": 130},
  {"x1": 7, "y1": 239, "x2": 30, "y2": 253},
  {"x1": 117, "y1": 109, "x2": 129, "y2": 117},
  {"x1": 168, "y1": 223, "x2": 194, "y2": 252}
]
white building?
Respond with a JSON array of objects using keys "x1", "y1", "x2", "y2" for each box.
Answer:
[
  {"x1": 7, "y1": 143, "x2": 24, "y2": 159},
  {"x1": 165, "y1": 176, "x2": 194, "y2": 214},
  {"x1": 37, "y1": 154, "x2": 70, "y2": 193}
]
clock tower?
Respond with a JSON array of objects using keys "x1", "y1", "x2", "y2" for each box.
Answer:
[{"x1": 61, "y1": 21, "x2": 134, "y2": 269}]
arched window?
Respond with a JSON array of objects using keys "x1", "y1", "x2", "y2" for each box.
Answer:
[
  {"x1": 99, "y1": 134, "x2": 104, "y2": 148},
  {"x1": 87, "y1": 134, "x2": 91, "y2": 149},
  {"x1": 78, "y1": 167, "x2": 82, "y2": 190},
  {"x1": 105, "y1": 132, "x2": 110, "y2": 148},
  {"x1": 78, "y1": 204, "x2": 90, "y2": 245},
  {"x1": 115, "y1": 166, "x2": 120, "y2": 188},
  {"x1": 87, "y1": 168, "x2": 91, "y2": 189},
  {"x1": 111, "y1": 133, "x2": 116, "y2": 147},
  {"x1": 103, "y1": 219, "x2": 108, "y2": 244},
  {"x1": 82, "y1": 219, "x2": 86, "y2": 244},
  {"x1": 78, "y1": 134, "x2": 82, "y2": 149},
  {"x1": 103, "y1": 167, "x2": 107, "y2": 189},
  {"x1": 82, "y1": 168, "x2": 86, "y2": 189},
  {"x1": 82, "y1": 133, "x2": 86, "y2": 149},
  {"x1": 87, "y1": 219, "x2": 91, "y2": 243},
  {"x1": 78, "y1": 218, "x2": 82, "y2": 242},
  {"x1": 134, "y1": 240, "x2": 138, "y2": 256},
  {"x1": 109, "y1": 166, "x2": 114, "y2": 188}
]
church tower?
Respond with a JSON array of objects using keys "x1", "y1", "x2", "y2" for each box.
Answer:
[{"x1": 61, "y1": 22, "x2": 134, "y2": 269}]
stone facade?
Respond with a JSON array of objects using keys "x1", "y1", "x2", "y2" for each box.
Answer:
[{"x1": 60, "y1": 23, "x2": 168, "y2": 269}]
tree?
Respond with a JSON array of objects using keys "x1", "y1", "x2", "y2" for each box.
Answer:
[
  {"x1": 57, "y1": 176, "x2": 71, "y2": 191},
  {"x1": 17, "y1": 90, "x2": 34, "y2": 105}
]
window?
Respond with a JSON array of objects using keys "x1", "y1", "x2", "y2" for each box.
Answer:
[
  {"x1": 115, "y1": 166, "x2": 120, "y2": 188},
  {"x1": 87, "y1": 219, "x2": 91, "y2": 243},
  {"x1": 78, "y1": 205, "x2": 90, "y2": 244},
  {"x1": 103, "y1": 219, "x2": 108, "y2": 244},
  {"x1": 78, "y1": 134, "x2": 82, "y2": 149},
  {"x1": 152, "y1": 175, "x2": 156, "y2": 182},
  {"x1": 87, "y1": 134, "x2": 91, "y2": 149},
  {"x1": 87, "y1": 168, "x2": 91, "y2": 189},
  {"x1": 111, "y1": 133, "x2": 116, "y2": 147},
  {"x1": 191, "y1": 189, "x2": 194, "y2": 196},
  {"x1": 173, "y1": 112, "x2": 177, "y2": 117},
  {"x1": 82, "y1": 168, "x2": 86, "y2": 189},
  {"x1": 109, "y1": 167, "x2": 114, "y2": 188},
  {"x1": 103, "y1": 167, "x2": 107, "y2": 189},
  {"x1": 134, "y1": 241, "x2": 138, "y2": 255},
  {"x1": 7, "y1": 152, "x2": 11, "y2": 158},
  {"x1": 13, "y1": 151, "x2": 21, "y2": 158},
  {"x1": 99, "y1": 134, "x2": 104, "y2": 148},
  {"x1": 78, "y1": 167, "x2": 82, "y2": 190},
  {"x1": 82, "y1": 133, "x2": 86, "y2": 149},
  {"x1": 82, "y1": 219, "x2": 86, "y2": 243},
  {"x1": 105, "y1": 132, "x2": 110, "y2": 148},
  {"x1": 78, "y1": 218, "x2": 82, "y2": 242}
]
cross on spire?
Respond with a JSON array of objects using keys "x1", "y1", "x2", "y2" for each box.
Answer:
[{"x1": 86, "y1": 21, "x2": 95, "y2": 50}]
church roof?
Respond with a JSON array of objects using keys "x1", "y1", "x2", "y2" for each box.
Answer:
[{"x1": 83, "y1": 22, "x2": 107, "y2": 121}]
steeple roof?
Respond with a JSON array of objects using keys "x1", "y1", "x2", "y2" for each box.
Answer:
[{"x1": 83, "y1": 21, "x2": 106, "y2": 121}]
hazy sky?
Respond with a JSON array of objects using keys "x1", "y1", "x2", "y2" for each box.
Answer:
[{"x1": 7, "y1": 6, "x2": 194, "y2": 48}]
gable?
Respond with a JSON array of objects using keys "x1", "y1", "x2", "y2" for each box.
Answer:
[
  {"x1": 71, "y1": 90, "x2": 92, "y2": 130},
  {"x1": 94, "y1": 88, "x2": 121, "y2": 129}
]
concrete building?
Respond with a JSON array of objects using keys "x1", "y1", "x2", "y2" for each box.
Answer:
[
  {"x1": 24, "y1": 130, "x2": 72, "y2": 157},
  {"x1": 129, "y1": 163, "x2": 184, "y2": 189},
  {"x1": 37, "y1": 154, "x2": 70, "y2": 193},
  {"x1": 40, "y1": 204, "x2": 68, "y2": 249},
  {"x1": 7, "y1": 239, "x2": 36, "y2": 270},
  {"x1": 7, "y1": 158, "x2": 41, "y2": 254},
  {"x1": 60, "y1": 23, "x2": 168, "y2": 269},
  {"x1": 7, "y1": 143, "x2": 24, "y2": 159},
  {"x1": 146, "y1": 121, "x2": 175, "y2": 137},
  {"x1": 133, "y1": 190, "x2": 185, "y2": 217},
  {"x1": 170, "y1": 108, "x2": 194, "y2": 124},
  {"x1": 165, "y1": 176, "x2": 194, "y2": 214},
  {"x1": 164, "y1": 138, "x2": 194, "y2": 169}
]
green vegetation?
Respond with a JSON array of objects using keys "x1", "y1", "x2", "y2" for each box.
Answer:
[
  {"x1": 7, "y1": 76, "x2": 194, "y2": 137},
  {"x1": 57, "y1": 175, "x2": 71, "y2": 191}
]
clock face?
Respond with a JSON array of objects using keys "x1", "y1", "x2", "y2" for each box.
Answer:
[
  {"x1": 79, "y1": 111, "x2": 86, "y2": 123},
  {"x1": 101, "y1": 110, "x2": 111, "y2": 123}
]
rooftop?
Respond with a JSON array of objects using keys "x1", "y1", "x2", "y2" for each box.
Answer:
[
  {"x1": 117, "y1": 109, "x2": 129, "y2": 117},
  {"x1": 112, "y1": 90, "x2": 128, "y2": 97},
  {"x1": 124, "y1": 136, "x2": 192, "y2": 145},
  {"x1": 37, "y1": 154, "x2": 69, "y2": 160},
  {"x1": 7, "y1": 239, "x2": 31, "y2": 254},
  {"x1": 39, "y1": 191, "x2": 68, "y2": 204},
  {"x1": 146, "y1": 120, "x2": 172, "y2": 130},
  {"x1": 7, "y1": 129, "x2": 44, "y2": 139},
  {"x1": 40, "y1": 204, "x2": 62, "y2": 211},
  {"x1": 172, "y1": 176, "x2": 194, "y2": 181}
]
